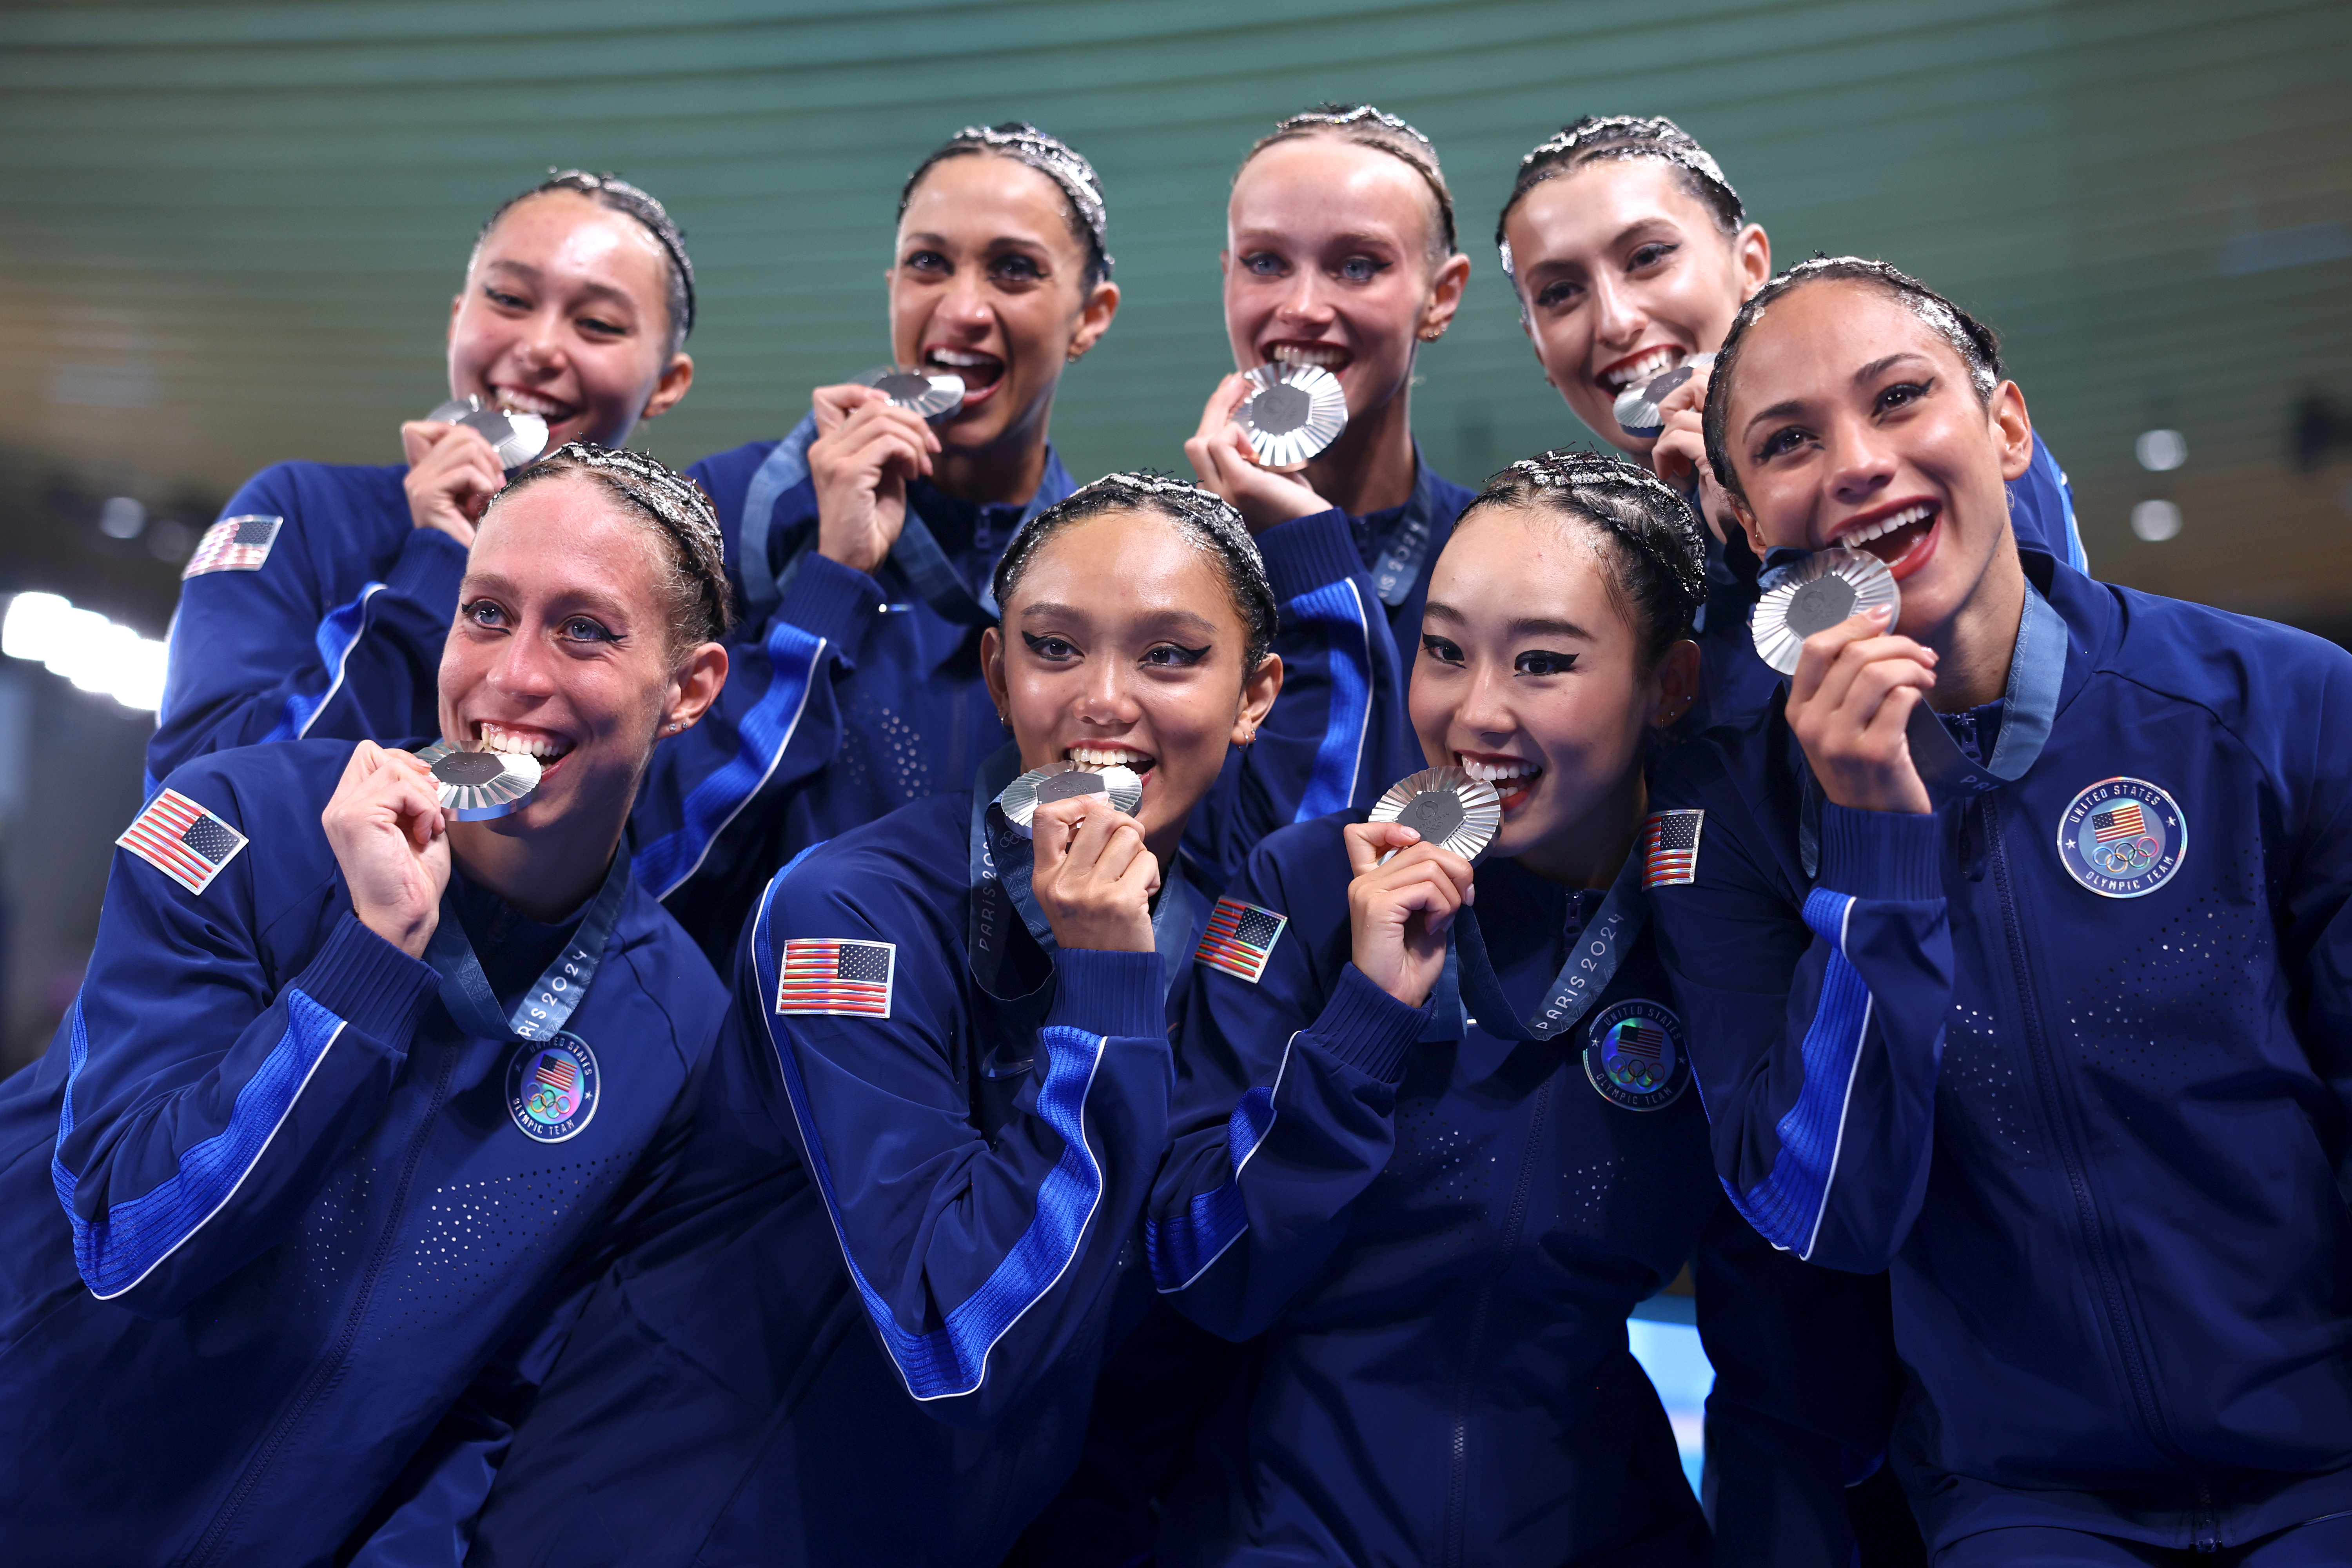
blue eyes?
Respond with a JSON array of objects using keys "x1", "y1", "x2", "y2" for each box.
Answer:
[
  {"x1": 460, "y1": 601, "x2": 619, "y2": 646},
  {"x1": 1420, "y1": 636, "x2": 1576, "y2": 675},
  {"x1": 1240, "y1": 252, "x2": 1388, "y2": 283}
]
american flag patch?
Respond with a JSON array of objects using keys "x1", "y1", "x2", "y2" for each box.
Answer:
[
  {"x1": 183, "y1": 514, "x2": 283, "y2": 579},
  {"x1": 117, "y1": 789, "x2": 249, "y2": 895},
  {"x1": 1195, "y1": 898, "x2": 1288, "y2": 985},
  {"x1": 2091, "y1": 803, "x2": 2147, "y2": 843},
  {"x1": 778, "y1": 938, "x2": 896, "y2": 1019},
  {"x1": 1607, "y1": 1017, "x2": 1668, "y2": 1061},
  {"x1": 535, "y1": 1054, "x2": 578, "y2": 1093},
  {"x1": 1642, "y1": 809, "x2": 1704, "y2": 887}
]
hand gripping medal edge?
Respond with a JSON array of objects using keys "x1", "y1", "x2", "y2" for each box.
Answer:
[
  {"x1": 855, "y1": 363, "x2": 966, "y2": 424},
  {"x1": 1368, "y1": 766, "x2": 1503, "y2": 865},
  {"x1": 1749, "y1": 547, "x2": 1900, "y2": 676},
  {"x1": 1612, "y1": 352, "x2": 1715, "y2": 439},
  {"x1": 1236, "y1": 362, "x2": 1348, "y2": 472},
  {"x1": 994, "y1": 760, "x2": 1145, "y2": 840},
  {"x1": 415, "y1": 739, "x2": 542, "y2": 821},
  {"x1": 425, "y1": 395, "x2": 550, "y2": 471}
]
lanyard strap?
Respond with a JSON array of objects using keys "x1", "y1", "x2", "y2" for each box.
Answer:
[
  {"x1": 1450, "y1": 854, "x2": 1649, "y2": 1042},
  {"x1": 425, "y1": 849, "x2": 632, "y2": 1042},
  {"x1": 1367, "y1": 445, "x2": 1448, "y2": 609}
]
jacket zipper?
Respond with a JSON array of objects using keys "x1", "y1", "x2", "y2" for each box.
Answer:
[
  {"x1": 182, "y1": 1041, "x2": 459, "y2": 1568},
  {"x1": 1440, "y1": 1076, "x2": 1553, "y2": 1568},
  {"x1": 1984, "y1": 801, "x2": 2194, "y2": 1498}
]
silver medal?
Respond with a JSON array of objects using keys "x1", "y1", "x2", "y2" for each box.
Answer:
[
  {"x1": 1750, "y1": 548, "x2": 1900, "y2": 675},
  {"x1": 417, "y1": 740, "x2": 543, "y2": 821},
  {"x1": 425, "y1": 396, "x2": 550, "y2": 471},
  {"x1": 855, "y1": 364, "x2": 965, "y2": 424},
  {"x1": 1612, "y1": 352, "x2": 1715, "y2": 439},
  {"x1": 1368, "y1": 766, "x2": 1503, "y2": 864},
  {"x1": 995, "y1": 760, "x2": 1144, "y2": 839},
  {"x1": 1236, "y1": 362, "x2": 1348, "y2": 472}
]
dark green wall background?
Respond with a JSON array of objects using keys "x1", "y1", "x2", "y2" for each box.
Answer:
[{"x1": 3, "y1": 0, "x2": 2350, "y2": 629}]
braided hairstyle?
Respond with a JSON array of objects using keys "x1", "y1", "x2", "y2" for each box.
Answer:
[
  {"x1": 1702, "y1": 256, "x2": 2004, "y2": 502},
  {"x1": 1241, "y1": 103, "x2": 1460, "y2": 265},
  {"x1": 901, "y1": 123, "x2": 1113, "y2": 287},
  {"x1": 1495, "y1": 116, "x2": 1743, "y2": 285},
  {"x1": 992, "y1": 471, "x2": 1277, "y2": 677},
  {"x1": 488, "y1": 443, "x2": 734, "y2": 660},
  {"x1": 475, "y1": 171, "x2": 696, "y2": 353},
  {"x1": 1456, "y1": 449, "x2": 1707, "y2": 670}
]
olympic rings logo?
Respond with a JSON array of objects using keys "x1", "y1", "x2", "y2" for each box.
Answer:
[{"x1": 2092, "y1": 835, "x2": 2161, "y2": 875}]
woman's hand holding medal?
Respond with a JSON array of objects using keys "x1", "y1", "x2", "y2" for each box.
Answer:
[
  {"x1": 1642, "y1": 363, "x2": 1737, "y2": 545},
  {"x1": 1785, "y1": 608, "x2": 1939, "y2": 816},
  {"x1": 808, "y1": 381, "x2": 942, "y2": 576},
  {"x1": 1343, "y1": 821, "x2": 1474, "y2": 1007},
  {"x1": 1184, "y1": 373, "x2": 1331, "y2": 534},
  {"x1": 322, "y1": 740, "x2": 452, "y2": 959},
  {"x1": 400, "y1": 417, "x2": 511, "y2": 547},
  {"x1": 1028, "y1": 794, "x2": 1160, "y2": 953}
]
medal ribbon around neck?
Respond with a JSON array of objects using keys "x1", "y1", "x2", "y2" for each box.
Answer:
[
  {"x1": 1367, "y1": 447, "x2": 1451, "y2": 610},
  {"x1": 425, "y1": 847, "x2": 632, "y2": 1043},
  {"x1": 1449, "y1": 852, "x2": 1649, "y2": 1042},
  {"x1": 965, "y1": 743, "x2": 1193, "y2": 1004}
]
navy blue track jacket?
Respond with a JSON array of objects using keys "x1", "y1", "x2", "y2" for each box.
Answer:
[
  {"x1": 627, "y1": 421, "x2": 1077, "y2": 961},
  {"x1": 1182, "y1": 450, "x2": 1475, "y2": 890},
  {"x1": 148, "y1": 462, "x2": 464, "y2": 789},
  {"x1": 465, "y1": 784, "x2": 1208, "y2": 1566},
  {"x1": 1649, "y1": 549, "x2": 2352, "y2": 1553},
  {"x1": 0, "y1": 740, "x2": 725, "y2": 1567},
  {"x1": 1142, "y1": 812, "x2": 1727, "y2": 1566}
]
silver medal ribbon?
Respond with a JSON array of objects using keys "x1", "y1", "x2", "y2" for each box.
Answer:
[
  {"x1": 1449, "y1": 852, "x2": 1648, "y2": 1042},
  {"x1": 425, "y1": 848, "x2": 631, "y2": 1043}
]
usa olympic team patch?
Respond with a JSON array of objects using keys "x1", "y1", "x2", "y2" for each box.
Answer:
[
  {"x1": 507, "y1": 1034, "x2": 599, "y2": 1143},
  {"x1": 1583, "y1": 999, "x2": 1691, "y2": 1111},
  {"x1": 2056, "y1": 777, "x2": 2185, "y2": 899}
]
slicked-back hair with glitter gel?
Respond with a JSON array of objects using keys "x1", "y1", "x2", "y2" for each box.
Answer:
[
  {"x1": 1702, "y1": 256, "x2": 2005, "y2": 503},
  {"x1": 489, "y1": 442, "x2": 734, "y2": 660},
  {"x1": 993, "y1": 471, "x2": 1277, "y2": 679},
  {"x1": 1239, "y1": 103, "x2": 1460, "y2": 267},
  {"x1": 474, "y1": 171, "x2": 697, "y2": 356},
  {"x1": 1455, "y1": 448, "x2": 1707, "y2": 671},
  {"x1": 899, "y1": 122, "x2": 1113, "y2": 288},
  {"x1": 1495, "y1": 116, "x2": 1744, "y2": 285}
]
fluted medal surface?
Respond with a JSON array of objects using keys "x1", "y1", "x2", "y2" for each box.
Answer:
[
  {"x1": 995, "y1": 760, "x2": 1145, "y2": 840},
  {"x1": 1750, "y1": 548, "x2": 1900, "y2": 675},
  {"x1": 417, "y1": 740, "x2": 543, "y2": 821},
  {"x1": 1611, "y1": 352, "x2": 1715, "y2": 439},
  {"x1": 1368, "y1": 766, "x2": 1503, "y2": 864},
  {"x1": 855, "y1": 364, "x2": 966, "y2": 423},
  {"x1": 1236, "y1": 362, "x2": 1348, "y2": 472},
  {"x1": 425, "y1": 396, "x2": 550, "y2": 470}
]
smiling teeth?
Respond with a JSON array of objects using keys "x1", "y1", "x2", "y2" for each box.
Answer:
[
  {"x1": 479, "y1": 723, "x2": 571, "y2": 760},
  {"x1": 495, "y1": 389, "x2": 566, "y2": 418},
  {"x1": 1271, "y1": 344, "x2": 1348, "y2": 368},
  {"x1": 1460, "y1": 757, "x2": 1538, "y2": 784},
  {"x1": 1845, "y1": 503, "x2": 1933, "y2": 546},
  {"x1": 928, "y1": 348, "x2": 998, "y2": 368},
  {"x1": 1602, "y1": 347, "x2": 1680, "y2": 392},
  {"x1": 1069, "y1": 746, "x2": 1151, "y2": 769}
]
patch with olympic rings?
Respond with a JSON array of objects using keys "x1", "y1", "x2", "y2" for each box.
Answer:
[
  {"x1": 2055, "y1": 777, "x2": 2186, "y2": 899},
  {"x1": 1583, "y1": 999, "x2": 1691, "y2": 1111}
]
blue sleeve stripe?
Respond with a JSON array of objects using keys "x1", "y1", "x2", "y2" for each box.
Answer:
[
  {"x1": 1143, "y1": 1031, "x2": 1295, "y2": 1292},
  {"x1": 632, "y1": 621, "x2": 828, "y2": 900},
  {"x1": 1730, "y1": 889, "x2": 1873, "y2": 1260},
  {"x1": 262, "y1": 582, "x2": 387, "y2": 745},
  {"x1": 750, "y1": 882, "x2": 1110, "y2": 1402},
  {"x1": 50, "y1": 988, "x2": 348, "y2": 1301},
  {"x1": 1285, "y1": 579, "x2": 1374, "y2": 821}
]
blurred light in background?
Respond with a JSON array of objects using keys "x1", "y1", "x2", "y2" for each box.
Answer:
[
  {"x1": 2135, "y1": 429, "x2": 2189, "y2": 472},
  {"x1": 1628, "y1": 1318, "x2": 1713, "y2": 1494},
  {"x1": 2, "y1": 592, "x2": 167, "y2": 711},
  {"x1": 2132, "y1": 499, "x2": 2185, "y2": 543},
  {"x1": 96, "y1": 495, "x2": 145, "y2": 540}
]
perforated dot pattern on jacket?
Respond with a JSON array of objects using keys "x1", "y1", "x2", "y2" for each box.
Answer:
[
  {"x1": 1387, "y1": 1094, "x2": 1489, "y2": 1249},
  {"x1": 2059, "y1": 848, "x2": 2272, "y2": 1096},
  {"x1": 1941, "y1": 1001, "x2": 2033, "y2": 1159},
  {"x1": 841, "y1": 692, "x2": 932, "y2": 807},
  {"x1": 377, "y1": 1155, "x2": 631, "y2": 1332}
]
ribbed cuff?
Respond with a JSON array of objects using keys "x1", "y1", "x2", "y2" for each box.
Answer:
[
  {"x1": 1314, "y1": 964, "x2": 1428, "y2": 1084},
  {"x1": 1818, "y1": 804, "x2": 1944, "y2": 901},
  {"x1": 775, "y1": 550, "x2": 886, "y2": 662},
  {"x1": 385, "y1": 525, "x2": 468, "y2": 617},
  {"x1": 292, "y1": 914, "x2": 441, "y2": 1047},
  {"x1": 1254, "y1": 508, "x2": 1363, "y2": 602},
  {"x1": 1046, "y1": 948, "x2": 1166, "y2": 1040}
]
